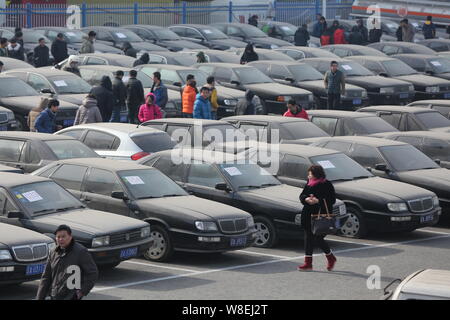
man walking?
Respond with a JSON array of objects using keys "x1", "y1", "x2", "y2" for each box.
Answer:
[
  {"x1": 294, "y1": 24, "x2": 310, "y2": 47},
  {"x1": 283, "y1": 99, "x2": 309, "y2": 120},
  {"x1": 401, "y1": 19, "x2": 415, "y2": 42},
  {"x1": 204, "y1": 76, "x2": 218, "y2": 119},
  {"x1": 324, "y1": 61, "x2": 345, "y2": 110},
  {"x1": 33, "y1": 38, "x2": 50, "y2": 67},
  {"x1": 51, "y1": 33, "x2": 68, "y2": 64},
  {"x1": 34, "y1": 99, "x2": 61, "y2": 133},
  {"x1": 422, "y1": 16, "x2": 436, "y2": 40},
  {"x1": 111, "y1": 70, "x2": 127, "y2": 122},
  {"x1": 150, "y1": 71, "x2": 168, "y2": 110},
  {"x1": 126, "y1": 69, "x2": 144, "y2": 124},
  {"x1": 80, "y1": 31, "x2": 96, "y2": 54},
  {"x1": 193, "y1": 87, "x2": 212, "y2": 120},
  {"x1": 90, "y1": 75, "x2": 114, "y2": 122},
  {"x1": 36, "y1": 225, "x2": 98, "y2": 300}
]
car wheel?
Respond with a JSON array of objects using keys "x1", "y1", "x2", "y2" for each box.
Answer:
[
  {"x1": 339, "y1": 206, "x2": 368, "y2": 238},
  {"x1": 144, "y1": 225, "x2": 173, "y2": 262},
  {"x1": 15, "y1": 114, "x2": 28, "y2": 131},
  {"x1": 98, "y1": 262, "x2": 120, "y2": 270},
  {"x1": 253, "y1": 216, "x2": 278, "y2": 248}
]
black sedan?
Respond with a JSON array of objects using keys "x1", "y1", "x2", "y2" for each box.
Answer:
[
  {"x1": 0, "y1": 223, "x2": 54, "y2": 285},
  {"x1": 392, "y1": 54, "x2": 450, "y2": 81},
  {"x1": 417, "y1": 39, "x2": 450, "y2": 53},
  {"x1": 0, "y1": 106, "x2": 17, "y2": 131},
  {"x1": 321, "y1": 44, "x2": 388, "y2": 58},
  {"x1": 226, "y1": 48, "x2": 295, "y2": 61},
  {"x1": 247, "y1": 144, "x2": 440, "y2": 237},
  {"x1": 368, "y1": 42, "x2": 437, "y2": 56},
  {"x1": 407, "y1": 100, "x2": 450, "y2": 119},
  {"x1": 358, "y1": 106, "x2": 450, "y2": 133},
  {"x1": 248, "y1": 60, "x2": 368, "y2": 110},
  {"x1": 139, "y1": 148, "x2": 347, "y2": 248},
  {"x1": 0, "y1": 132, "x2": 99, "y2": 173},
  {"x1": 123, "y1": 25, "x2": 207, "y2": 52},
  {"x1": 347, "y1": 56, "x2": 450, "y2": 101},
  {"x1": 310, "y1": 136, "x2": 450, "y2": 216},
  {"x1": 169, "y1": 24, "x2": 248, "y2": 50},
  {"x1": 303, "y1": 58, "x2": 415, "y2": 105},
  {"x1": 210, "y1": 23, "x2": 292, "y2": 49},
  {"x1": 0, "y1": 173, "x2": 153, "y2": 268},
  {"x1": 274, "y1": 46, "x2": 339, "y2": 61},
  {"x1": 0, "y1": 75, "x2": 79, "y2": 131},
  {"x1": 195, "y1": 63, "x2": 314, "y2": 114},
  {"x1": 55, "y1": 53, "x2": 136, "y2": 69},
  {"x1": 33, "y1": 158, "x2": 256, "y2": 262}
]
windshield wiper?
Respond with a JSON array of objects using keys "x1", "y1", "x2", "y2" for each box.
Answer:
[
  {"x1": 161, "y1": 194, "x2": 184, "y2": 197},
  {"x1": 332, "y1": 178, "x2": 353, "y2": 182},
  {"x1": 260, "y1": 183, "x2": 280, "y2": 187},
  {"x1": 352, "y1": 176, "x2": 371, "y2": 180},
  {"x1": 238, "y1": 185, "x2": 261, "y2": 189},
  {"x1": 33, "y1": 208, "x2": 58, "y2": 215},
  {"x1": 54, "y1": 206, "x2": 85, "y2": 212}
]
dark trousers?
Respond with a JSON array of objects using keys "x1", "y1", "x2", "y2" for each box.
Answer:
[
  {"x1": 304, "y1": 229, "x2": 331, "y2": 256},
  {"x1": 110, "y1": 106, "x2": 122, "y2": 123},
  {"x1": 128, "y1": 103, "x2": 139, "y2": 124},
  {"x1": 182, "y1": 112, "x2": 193, "y2": 118},
  {"x1": 327, "y1": 93, "x2": 341, "y2": 110}
]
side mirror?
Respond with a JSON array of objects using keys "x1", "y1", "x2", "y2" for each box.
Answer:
[
  {"x1": 7, "y1": 211, "x2": 24, "y2": 219},
  {"x1": 379, "y1": 73, "x2": 388, "y2": 77},
  {"x1": 435, "y1": 159, "x2": 441, "y2": 165},
  {"x1": 215, "y1": 183, "x2": 232, "y2": 192},
  {"x1": 285, "y1": 77, "x2": 295, "y2": 83},
  {"x1": 426, "y1": 70, "x2": 434, "y2": 76},
  {"x1": 111, "y1": 191, "x2": 128, "y2": 200},
  {"x1": 173, "y1": 82, "x2": 182, "y2": 87},
  {"x1": 41, "y1": 88, "x2": 55, "y2": 95},
  {"x1": 230, "y1": 80, "x2": 240, "y2": 86},
  {"x1": 374, "y1": 163, "x2": 389, "y2": 172}
]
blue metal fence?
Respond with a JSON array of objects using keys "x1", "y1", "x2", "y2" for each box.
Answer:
[{"x1": 0, "y1": 1, "x2": 353, "y2": 29}]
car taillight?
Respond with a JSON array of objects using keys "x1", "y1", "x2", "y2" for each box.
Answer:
[
  {"x1": 131, "y1": 152, "x2": 150, "y2": 161},
  {"x1": 276, "y1": 96, "x2": 285, "y2": 102}
]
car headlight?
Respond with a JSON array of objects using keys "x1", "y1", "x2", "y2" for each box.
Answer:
[
  {"x1": 425, "y1": 86, "x2": 440, "y2": 93},
  {"x1": 432, "y1": 196, "x2": 440, "y2": 207},
  {"x1": 0, "y1": 249, "x2": 12, "y2": 261},
  {"x1": 380, "y1": 87, "x2": 395, "y2": 94},
  {"x1": 361, "y1": 90, "x2": 368, "y2": 98},
  {"x1": 47, "y1": 242, "x2": 56, "y2": 252},
  {"x1": 141, "y1": 226, "x2": 151, "y2": 238},
  {"x1": 408, "y1": 85, "x2": 415, "y2": 92},
  {"x1": 92, "y1": 236, "x2": 110, "y2": 248},
  {"x1": 195, "y1": 221, "x2": 218, "y2": 231},
  {"x1": 7, "y1": 112, "x2": 14, "y2": 121},
  {"x1": 387, "y1": 202, "x2": 408, "y2": 212},
  {"x1": 270, "y1": 44, "x2": 279, "y2": 49},
  {"x1": 276, "y1": 95, "x2": 291, "y2": 102},
  {"x1": 247, "y1": 216, "x2": 255, "y2": 228},
  {"x1": 224, "y1": 99, "x2": 238, "y2": 106}
]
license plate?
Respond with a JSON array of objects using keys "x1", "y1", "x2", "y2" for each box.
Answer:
[
  {"x1": 0, "y1": 125, "x2": 7, "y2": 131},
  {"x1": 120, "y1": 247, "x2": 138, "y2": 259},
  {"x1": 399, "y1": 93, "x2": 409, "y2": 99},
  {"x1": 120, "y1": 115, "x2": 128, "y2": 122},
  {"x1": 352, "y1": 99, "x2": 362, "y2": 105},
  {"x1": 444, "y1": 93, "x2": 450, "y2": 99},
  {"x1": 420, "y1": 214, "x2": 434, "y2": 224},
  {"x1": 63, "y1": 119, "x2": 74, "y2": 127},
  {"x1": 26, "y1": 263, "x2": 46, "y2": 276},
  {"x1": 230, "y1": 237, "x2": 247, "y2": 247}
]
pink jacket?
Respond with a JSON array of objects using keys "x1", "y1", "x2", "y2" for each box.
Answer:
[{"x1": 138, "y1": 93, "x2": 163, "y2": 123}]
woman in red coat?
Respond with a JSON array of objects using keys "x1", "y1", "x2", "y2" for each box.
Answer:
[
  {"x1": 138, "y1": 92, "x2": 163, "y2": 123},
  {"x1": 332, "y1": 21, "x2": 347, "y2": 44}
]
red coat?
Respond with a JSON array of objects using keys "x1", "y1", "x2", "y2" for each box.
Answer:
[
  {"x1": 283, "y1": 109, "x2": 309, "y2": 120},
  {"x1": 333, "y1": 28, "x2": 347, "y2": 44},
  {"x1": 138, "y1": 104, "x2": 162, "y2": 123}
]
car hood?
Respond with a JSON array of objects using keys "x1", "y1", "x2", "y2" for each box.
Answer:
[
  {"x1": 129, "y1": 42, "x2": 169, "y2": 52},
  {"x1": 67, "y1": 42, "x2": 123, "y2": 54},
  {"x1": 245, "y1": 82, "x2": 311, "y2": 95},
  {"x1": 0, "y1": 224, "x2": 52, "y2": 247},
  {"x1": 210, "y1": 39, "x2": 247, "y2": 49},
  {"x1": 300, "y1": 80, "x2": 363, "y2": 92},
  {"x1": 396, "y1": 168, "x2": 450, "y2": 196},
  {"x1": 216, "y1": 86, "x2": 245, "y2": 100},
  {"x1": 429, "y1": 126, "x2": 450, "y2": 133},
  {"x1": 160, "y1": 40, "x2": 207, "y2": 50},
  {"x1": 347, "y1": 76, "x2": 408, "y2": 88},
  {"x1": 0, "y1": 95, "x2": 78, "y2": 111},
  {"x1": 58, "y1": 93, "x2": 88, "y2": 106},
  {"x1": 395, "y1": 75, "x2": 450, "y2": 86},
  {"x1": 249, "y1": 37, "x2": 292, "y2": 47},
  {"x1": 135, "y1": 195, "x2": 251, "y2": 220},
  {"x1": 435, "y1": 73, "x2": 450, "y2": 81}
]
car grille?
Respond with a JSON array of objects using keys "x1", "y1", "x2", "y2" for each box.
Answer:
[
  {"x1": 439, "y1": 85, "x2": 450, "y2": 92},
  {"x1": 12, "y1": 243, "x2": 48, "y2": 262},
  {"x1": 0, "y1": 113, "x2": 7, "y2": 124},
  {"x1": 109, "y1": 229, "x2": 142, "y2": 246},
  {"x1": 408, "y1": 198, "x2": 433, "y2": 213},
  {"x1": 219, "y1": 218, "x2": 248, "y2": 234},
  {"x1": 346, "y1": 91, "x2": 361, "y2": 98}
]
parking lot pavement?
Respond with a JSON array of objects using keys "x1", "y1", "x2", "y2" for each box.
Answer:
[{"x1": 2, "y1": 227, "x2": 450, "y2": 300}]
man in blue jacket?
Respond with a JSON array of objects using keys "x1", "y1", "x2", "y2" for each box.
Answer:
[
  {"x1": 34, "y1": 99, "x2": 61, "y2": 133},
  {"x1": 312, "y1": 13, "x2": 324, "y2": 38},
  {"x1": 151, "y1": 71, "x2": 168, "y2": 109},
  {"x1": 193, "y1": 87, "x2": 212, "y2": 120}
]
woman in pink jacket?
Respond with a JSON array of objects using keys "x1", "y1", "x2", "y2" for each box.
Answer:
[{"x1": 138, "y1": 92, "x2": 163, "y2": 123}]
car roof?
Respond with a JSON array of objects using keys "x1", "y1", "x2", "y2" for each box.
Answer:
[
  {"x1": 78, "y1": 53, "x2": 134, "y2": 60},
  {"x1": 149, "y1": 148, "x2": 237, "y2": 163},
  {"x1": 0, "y1": 172, "x2": 50, "y2": 188},
  {"x1": 317, "y1": 136, "x2": 406, "y2": 147},
  {"x1": 196, "y1": 62, "x2": 249, "y2": 68},
  {"x1": 0, "y1": 131, "x2": 76, "y2": 141},
  {"x1": 409, "y1": 99, "x2": 450, "y2": 106},
  {"x1": 56, "y1": 157, "x2": 154, "y2": 171},
  {"x1": 145, "y1": 118, "x2": 231, "y2": 126},
  {"x1": 60, "y1": 123, "x2": 164, "y2": 135},
  {"x1": 137, "y1": 64, "x2": 197, "y2": 71},
  {"x1": 275, "y1": 144, "x2": 341, "y2": 157},
  {"x1": 360, "y1": 105, "x2": 441, "y2": 114},
  {"x1": 308, "y1": 110, "x2": 378, "y2": 118},
  {"x1": 401, "y1": 269, "x2": 450, "y2": 299},
  {"x1": 302, "y1": 57, "x2": 349, "y2": 63},
  {"x1": 170, "y1": 24, "x2": 217, "y2": 29},
  {"x1": 348, "y1": 55, "x2": 395, "y2": 62},
  {"x1": 393, "y1": 54, "x2": 442, "y2": 60},
  {"x1": 5, "y1": 68, "x2": 76, "y2": 77},
  {"x1": 223, "y1": 115, "x2": 309, "y2": 123},
  {"x1": 79, "y1": 65, "x2": 133, "y2": 72},
  {"x1": 380, "y1": 130, "x2": 450, "y2": 140}
]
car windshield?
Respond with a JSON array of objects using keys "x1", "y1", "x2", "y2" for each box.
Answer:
[
  {"x1": 45, "y1": 140, "x2": 99, "y2": 159},
  {"x1": 178, "y1": 70, "x2": 208, "y2": 85},
  {"x1": 260, "y1": 52, "x2": 294, "y2": 61},
  {"x1": 119, "y1": 169, "x2": 187, "y2": 199},
  {"x1": 415, "y1": 112, "x2": 450, "y2": 129},
  {"x1": 112, "y1": 30, "x2": 143, "y2": 42},
  {"x1": 12, "y1": 181, "x2": 84, "y2": 217},
  {"x1": 427, "y1": 58, "x2": 450, "y2": 74},
  {"x1": 203, "y1": 124, "x2": 248, "y2": 144},
  {"x1": 131, "y1": 132, "x2": 176, "y2": 152},
  {"x1": 23, "y1": 31, "x2": 50, "y2": 43},
  {"x1": 277, "y1": 24, "x2": 297, "y2": 36},
  {"x1": 48, "y1": 75, "x2": 92, "y2": 94},
  {"x1": 384, "y1": 22, "x2": 399, "y2": 33},
  {"x1": 382, "y1": 60, "x2": 418, "y2": 76},
  {"x1": 233, "y1": 67, "x2": 273, "y2": 84},
  {"x1": 280, "y1": 122, "x2": 329, "y2": 139},
  {"x1": 0, "y1": 78, "x2": 39, "y2": 97},
  {"x1": 219, "y1": 162, "x2": 281, "y2": 189},
  {"x1": 200, "y1": 28, "x2": 229, "y2": 40},
  {"x1": 172, "y1": 55, "x2": 197, "y2": 66},
  {"x1": 63, "y1": 30, "x2": 86, "y2": 43},
  {"x1": 352, "y1": 117, "x2": 399, "y2": 134},
  {"x1": 310, "y1": 153, "x2": 373, "y2": 181},
  {"x1": 122, "y1": 71, "x2": 154, "y2": 88},
  {"x1": 241, "y1": 26, "x2": 268, "y2": 38},
  {"x1": 287, "y1": 64, "x2": 324, "y2": 81},
  {"x1": 156, "y1": 29, "x2": 180, "y2": 41},
  {"x1": 379, "y1": 145, "x2": 439, "y2": 172},
  {"x1": 339, "y1": 62, "x2": 374, "y2": 76}
]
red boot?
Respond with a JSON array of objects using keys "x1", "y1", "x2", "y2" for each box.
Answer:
[
  {"x1": 326, "y1": 252, "x2": 337, "y2": 271},
  {"x1": 297, "y1": 256, "x2": 313, "y2": 271}
]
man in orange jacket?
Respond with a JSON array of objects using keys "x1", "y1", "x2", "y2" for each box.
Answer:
[{"x1": 182, "y1": 74, "x2": 197, "y2": 118}]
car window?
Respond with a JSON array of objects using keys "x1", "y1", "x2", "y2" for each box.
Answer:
[
  {"x1": 395, "y1": 136, "x2": 422, "y2": 148},
  {"x1": 350, "y1": 144, "x2": 385, "y2": 168},
  {"x1": 283, "y1": 50, "x2": 306, "y2": 60},
  {"x1": 415, "y1": 112, "x2": 450, "y2": 129},
  {"x1": 382, "y1": 46, "x2": 399, "y2": 55},
  {"x1": 45, "y1": 140, "x2": 98, "y2": 159},
  {"x1": 407, "y1": 116, "x2": 422, "y2": 131},
  {"x1": 79, "y1": 69, "x2": 97, "y2": 84},
  {"x1": 169, "y1": 27, "x2": 185, "y2": 37},
  {"x1": 0, "y1": 139, "x2": 25, "y2": 162},
  {"x1": 379, "y1": 113, "x2": 402, "y2": 129},
  {"x1": 153, "y1": 156, "x2": 186, "y2": 182},
  {"x1": 333, "y1": 48, "x2": 350, "y2": 57},
  {"x1": 379, "y1": 144, "x2": 439, "y2": 172},
  {"x1": 324, "y1": 141, "x2": 352, "y2": 153},
  {"x1": 364, "y1": 61, "x2": 384, "y2": 74},
  {"x1": 431, "y1": 105, "x2": 450, "y2": 118},
  {"x1": 50, "y1": 164, "x2": 88, "y2": 191},
  {"x1": 140, "y1": 66, "x2": 159, "y2": 78},
  {"x1": 428, "y1": 42, "x2": 448, "y2": 52},
  {"x1": 166, "y1": 125, "x2": 190, "y2": 145},
  {"x1": 0, "y1": 187, "x2": 18, "y2": 216},
  {"x1": 130, "y1": 133, "x2": 176, "y2": 153},
  {"x1": 27, "y1": 142, "x2": 41, "y2": 164},
  {"x1": 85, "y1": 57, "x2": 107, "y2": 65},
  {"x1": 423, "y1": 138, "x2": 450, "y2": 161},
  {"x1": 269, "y1": 64, "x2": 289, "y2": 79},
  {"x1": 228, "y1": 26, "x2": 242, "y2": 37},
  {"x1": 239, "y1": 123, "x2": 268, "y2": 142},
  {"x1": 83, "y1": 131, "x2": 119, "y2": 150},
  {"x1": 148, "y1": 54, "x2": 166, "y2": 64},
  {"x1": 214, "y1": 67, "x2": 233, "y2": 82},
  {"x1": 250, "y1": 63, "x2": 269, "y2": 74},
  {"x1": 58, "y1": 129, "x2": 85, "y2": 140},
  {"x1": 160, "y1": 69, "x2": 181, "y2": 85},
  {"x1": 185, "y1": 28, "x2": 203, "y2": 40},
  {"x1": 187, "y1": 163, "x2": 225, "y2": 188},
  {"x1": 84, "y1": 168, "x2": 123, "y2": 195},
  {"x1": 28, "y1": 74, "x2": 51, "y2": 92},
  {"x1": 279, "y1": 154, "x2": 310, "y2": 180},
  {"x1": 310, "y1": 117, "x2": 337, "y2": 136}
]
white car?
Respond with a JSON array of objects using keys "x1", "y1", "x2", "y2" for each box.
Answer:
[
  {"x1": 383, "y1": 269, "x2": 450, "y2": 300},
  {"x1": 55, "y1": 123, "x2": 177, "y2": 161}
]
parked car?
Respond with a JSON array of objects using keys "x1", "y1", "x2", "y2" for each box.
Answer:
[
  {"x1": 139, "y1": 148, "x2": 347, "y2": 248},
  {"x1": 358, "y1": 106, "x2": 450, "y2": 133},
  {"x1": 169, "y1": 24, "x2": 248, "y2": 50},
  {"x1": 322, "y1": 44, "x2": 388, "y2": 58},
  {"x1": 383, "y1": 269, "x2": 450, "y2": 300},
  {"x1": 307, "y1": 110, "x2": 400, "y2": 136},
  {"x1": 0, "y1": 106, "x2": 16, "y2": 131},
  {"x1": 3, "y1": 68, "x2": 92, "y2": 107},
  {"x1": 55, "y1": 53, "x2": 136, "y2": 69},
  {"x1": 258, "y1": 21, "x2": 299, "y2": 44},
  {"x1": 0, "y1": 132, "x2": 99, "y2": 173},
  {"x1": 417, "y1": 39, "x2": 450, "y2": 53},
  {"x1": 368, "y1": 42, "x2": 437, "y2": 56},
  {"x1": 210, "y1": 23, "x2": 292, "y2": 49},
  {"x1": 248, "y1": 60, "x2": 368, "y2": 109},
  {"x1": 407, "y1": 99, "x2": 450, "y2": 119},
  {"x1": 310, "y1": 136, "x2": 450, "y2": 215},
  {"x1": 246, "y1": 143, "x2": 440, "y2": 237},
  {"x1": 0, "y1": 173, "x2": 154, "y2": 268},
  {"x1": 347, "y1": 55, "x2": 450, "y2": 101},
  {"x1": 122, "y1": 25, "x2": 207, "y2": 52},
  {"x1": 372, "y1": 131, "x2": 450, "y2": 169},
  {"x1": 183, "y1": 49, "x2": 241, "y2": 64},
  {"x1": 143, "y1": 51, "x2": 197, "y2": 66},
  {"x1": 0, "y1": 57, "x2": 34, "y2": 72},
  {"x1": 33, "y1": 158, "x2": 257, "y2": 261},
  {"x1": 302, "y1": 58, "x2": 415, "y2": 105},
  {"x1": 195, "y1": 63, "x2": 314, "y2": 114},
  {"x1": 0, "y1": 223, "x2": 55, "y2": 285},
  {"x1": 134, "y1": 64, "x2": 246, "y2": 118},
  {"x1": 392, "y1": 54, "x2": 450, "y2": 81},
  {"x1": 274, "y1": 46, "x2": 339, "y2": 61},
  {"x1": 0, "y1": 75, "x2": 79, "y2": 131},
  {"x1": 227, "y1": 47, "x2": 295, "y2": 61}
]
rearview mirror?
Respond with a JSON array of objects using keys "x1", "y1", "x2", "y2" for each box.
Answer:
[
  {"x1": 111, "y1": 191, "x2": 128, "y2": 200},
  {"x1": 435, "y1": 159, "x2": 441, "y2": 165},
  {"x1": 379, "y1": 73, "x2": 388, "y2": 77},
  {"x1": 374, "y1": 163, "x2": 389, "y2": 172},
  {"x1": 230, "y1": 80, "x2": 240, "y2": 86},
  {"x1": 173, "y1": 82, "x2": 182, "y2": 87},
  {"x1": 426, "y1": 70, "x2": 434, "y2": 76},
  {"x1": 215, "y1": 183, "x2": 232, "y2": 192},
  {"x1": 41, "y1": 88, "x2": 55, "y2": 95},
  {"x1": 7, "y1": 211, "x2": 24, "y2": 219},
  {"x1": 285, "y1": 77, "x2": 295, "y2": 83}
]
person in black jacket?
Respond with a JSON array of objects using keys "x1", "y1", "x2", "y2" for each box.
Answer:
[
  {"x1": 298, "y1": 165, "x2": 337, "y2": 271},
  {"x1": 294, "y1": 24, "x2": 310, "y2": 46},
  {"x1": 126, "y1": 69, "x2": 145, "y2": 124},
  {"x1": 7, "y1": 38, "x2": 24, "y2": 61},
  {"x1": 133, "y1": 52, "x2": 149, "y2": 67},
  {"x1": 122, "y1": 41, "x2": 138, "y2": 58},
  {"x1": 33, "y1": 38, "x2": 50, "y2": 67},
  {"x1": 240, "y1": 43, "x2": 258, "y2": 64},
  {"x1": 396, "y1": 26, "x2": 403, "y2": 41},
  {"x1": 51, "y1": 33, "x2": 68, "y2": 64},
  {"x1": 90, "y1": 75, "x2": 114, "y2": 122},
  {"x1": 111, "y1": 70, "x2": 127, "y2": 122},
  {"x1": 349, "y1": 26, "x2": 364, "y2": 45},
  {"x1": 355, "y1": 19, "x2": 369, "y2": 44},
  {"x1": 248, "y1": 15, "x2": 258, "y2": 27}
]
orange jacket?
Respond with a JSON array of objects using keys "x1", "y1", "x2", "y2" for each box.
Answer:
[{"x1": 182, "y1": 85, "x2": 197, "y2": 114}]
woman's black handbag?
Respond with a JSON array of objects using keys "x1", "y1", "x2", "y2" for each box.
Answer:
[{"x1": 311, "y1": 199, "x2": 339, "y2": 235}]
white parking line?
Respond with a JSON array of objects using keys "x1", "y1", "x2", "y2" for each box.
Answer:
[
  {"x1": 235, "y1": 250, "x2": 292, "y2": 259},
  {"x1": 91, "y1": 233, "x2": 450, "y2": 294},
  {"x1": 418, "y1": 229, "x2": 450, "y2": 235},
  {"x1": 327, "y1": 238, "x2": 373, "y2": 246},
  {"x1": 123, "y1": 260, "x2": 198, "y2": 273}
]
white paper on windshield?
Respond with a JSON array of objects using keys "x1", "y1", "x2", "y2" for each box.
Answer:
[
  {"x1": 22, "y1": 191, "x2": 43, "y2": 202},
  {"x1": 224, "y1": 167, "x2": 242, "y2": 176},
  {"x1": 341, "y1": 65, "x2": 352, "y2": 71},
  {"x1": 116, "y1": 32, "x2": 127, "y2": 39},
  {"x1": 66, "y1": 32, "x2": 76, "y2": 37},
  {"x1": 124, "y1": 176, "x2": 145, "y2": 185},
  {"x1": 430, "y1": 61, "x2": 442, "y2": 67},
  {"x1": 54, "y1": 80, "x2": 68, "y2": 87},
  {"x1": 203, "y1": 29, "x2": 213, "y2": 34},
  {"x1": 317, "y1": 160, "x2": 336, "y2": 169},
  {"x1": 122, "y1": 76, "x2": 130, "y2": 84},
  {"x1": 281, "y1": 26, "x2": 291, "y2": 31}
]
